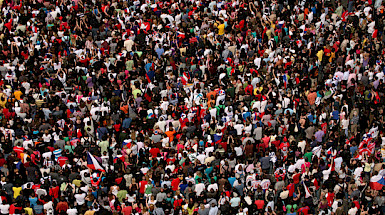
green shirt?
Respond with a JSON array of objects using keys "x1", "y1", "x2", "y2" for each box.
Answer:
[
  {"x1": 65, "y1": 145, "x2": 74, "y2": 154},
  {"x1": 304, "y1": 152, "x2": 313, "y2": 162},
  {"x1": 133, "y1": 89, "x2": 142, "y2": 98},
  {"x1": 98, "y1": 141, "x2": 109, "y2": 154},
  {"x1": 126, "y1": 60, "x2": 134, "y2": 71},
  {"x1": 117, "y1": 190, "x2": 128, "y2": 202}
]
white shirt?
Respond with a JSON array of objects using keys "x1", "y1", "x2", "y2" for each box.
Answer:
[
  {"x1": 0, "y1": 204, "x2": 10, "y2": 214},
  {"x1": 67, "y1": 208, "x2": 78, "y2": 215},
  {"x1": 196, "y1": 154, "x2": 206, "y2": 164},
  {"x1": 44, "y1": 201, "x2": 54, "y2": 211},
  {"x1": 348, "y1": 207, "x2": 358, "y2": 215},
  {"x1": 195, "y1": 183, "x2": 205, "y2": 196},
  {"x1": 207, "y1": 183, "x2": 218, "y2": 192},
  {"x1": 234, "y1": 124, "x2": 244, "y2": 135},
  {"x1": 74, "y1": 193, "x2": 86, "y2": 205},
  {"x1": 234, "y1": 146, "x2": 243, "y2": 156}
]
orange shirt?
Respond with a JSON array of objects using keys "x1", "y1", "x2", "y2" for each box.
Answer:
[
  {"x1": 120, "y1": 105, "x2": 129, "y2": 114},
  {"x1": 165, "y1": 130, "x2": 176, "y2": 142},
  {"x1": 14, "y1": 91, "x2": 23, "y2": 100},
  {"x1": 307, "y1": 92, "x2": 317, "y2": 105},
  {"x1": 207, "y1": 91, "x2": 216, "y2": 102}
]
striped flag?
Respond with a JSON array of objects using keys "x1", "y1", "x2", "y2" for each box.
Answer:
[
  {"x1": 87, "y1": 152, "x2": 105, "y2": 172},
  {"x1": 283, "y1": 74, "x2": 287, "y2": 88},
  {"x1": 303, "y1": 182, "x2": 312, "y2": 198}
]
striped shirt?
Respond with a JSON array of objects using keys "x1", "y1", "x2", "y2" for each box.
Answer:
[{"x1": 53, "y1": 149, "x2": 62, "y2": 161}]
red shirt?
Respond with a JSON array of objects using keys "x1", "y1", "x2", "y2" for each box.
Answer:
[
  {"x1": 255, "y1": 200, "x2": 265, "y2": 209},
  {"x1": 114, "y1": 124, "x2": 121, "y2": 132},
  {"x1": 293, "y1": 173, "x2": 301, "y2": 184},
  {"x1": 245, "y1": 85, "x2": 253, "y2": 95},
  {"x1": 57, "y1": 156, "x2": 68, "y2": 167},
  {"x1": 49, "y1": 186, "x2": 60, "y2": 199},
  {"x1": 9, "y1": 204, "x2": 22, "y2": 214},
  {"x1": 174, "y1": 199, "x2": 183, "y2": 209},
  {"x1": 171, "y1": 178, "x2": 180, "y2": 191},
  {"x1": 122, "y1": 206, "x2": 132, "y2": 215},
  {"x1": 0, "y1": 158, "x2": 6, "y2": 167},
  {"x1": 139, "y1": 181, "x2": 148, "y2": 194},
  {"x1": 13, "y1": 146, "x2": 24, "y2": 158},
  {"x1": 56, "y1": 201, "x2": 69, "y2": 212},
  {"x1": 149, "y1": 148, "x2": 160, "y2": 158}
]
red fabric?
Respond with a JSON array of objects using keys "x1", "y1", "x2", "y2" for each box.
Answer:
[
  {"x1": 4, "y1": 19, "x2": 13, "y2": 31},
  {"x1": 327, "y1": 192, "x2": 335, "y2": 207},
  {"x1": 293, "y1": 173, "x2": 301, "y2": 184}
]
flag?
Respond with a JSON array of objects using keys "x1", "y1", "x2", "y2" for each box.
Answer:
[
  {"x1": 370, "y1": 175, "x2": 385, "y2": 190},
  {"x1": 113, "y1": 155, "x2": 125, "y2": 163},
  {"x1": 346, "y1": 135, "x2": 354, "y2": 145},
  {"x1": 282, "y1": 74, "x2": 287, "y2": 88},
  {"x1": 326, "y1": 147, "x2": 336, "y2": 159},
  {"x1": 287, "y1": 183, "x2": 295, "y2": 197},
  {"x1": 146, "y1": 70, "x2": 155, "y2": 83},
  {"x1": 176, "y1": 31, "x2": 185, "y2": 39},
  {"x1": 311, "y1": 145, "x2": 321, "y2": 158},
  {"x1": 4, "y1": 19, "x2": 13, "y2": 31},
  {"x1": 87, "y1": 152, "x2": 105, "y2": 172},
  {"x1": 303, "y1": 182, "x2": 312, "y2": 198},
  {"x1": 369, "y1": 126, "x2": 379, "y2": 138},
  {"x1": 298, "y1": 206, "x2": 310, "y2": 215},
  {"x1": 181, "y1": 72, "x2": 190, "y2": 85}
]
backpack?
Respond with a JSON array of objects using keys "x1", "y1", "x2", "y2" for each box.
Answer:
[{"x1": 267, "y1": 189, "x2": 275, "y2": 200}]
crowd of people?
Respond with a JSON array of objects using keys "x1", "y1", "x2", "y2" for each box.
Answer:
[{"x1": 1, "y1": 0, "x2": 385, "y2": 214}]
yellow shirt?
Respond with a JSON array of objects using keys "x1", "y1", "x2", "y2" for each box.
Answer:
[
  {"x1": 24, "y1": 207, "x2": 33, "y2": 215},
  {"x1": 0, "y1": 96, "x2": 6, "y2": 108},
  {"x1": 317, "y1": 50, "x2": 324, "y2": 62},
  {"x1": 14, "y1": 91, "x2": 23, "y2": 100},
  {"x1": 217, "y1": 24, "x2": 225, "y2": 35},
  {"x1": 72, "y1": 179, "x2": 82, "y2": 187},
  {"x1": 13, "y1": 187, "x2": 22, "y2": 199},
  {"x1": 85, "y1": 210, "x2": 95, "y2": 215}
]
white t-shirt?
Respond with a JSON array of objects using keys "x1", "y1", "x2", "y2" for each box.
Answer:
[
  {"x1": 0, "y1": 204, "x2": 10, "y2": 214},
  {"x1": 74, "y1": 193, "x2": 86, "y2": 205},
  {"x1": 67, "y1": 208, "x2": 78, "y2": 215},
  {"x1": 348, "y1": 207, "x2": 358, "y2": 215},
  {"x1": 44, "y1": 201, "x2": 54, "y2": 211},
  {"x1": 234, "y1": 124, "x2": 244, "y2": 135},
  {"x1": 195, "y1": 183, "x2": 205, "y2": 196},
  {"x1": 234, "y1": 146, "x2": 243, "y2": 156}
]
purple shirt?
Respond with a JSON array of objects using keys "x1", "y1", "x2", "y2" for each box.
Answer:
[{"x1": 315, "y1": 130, "x2": 324, "y2": 143}]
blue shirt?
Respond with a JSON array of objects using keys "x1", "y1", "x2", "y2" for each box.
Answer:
[
  {"x1": 332, "y1": 110, "x2": 340, "y2": 120},
  {"x1": 29, "y1": 197, "x2": 38, "y2": 207},
  {"x1": 122, "y1": 118, "x2": 132, "y2": 129},
  {"x1": 228, "y1": 177, "x2": 236, "y2": 187},
  {"x1": 155, "y1": 48, "x2": 164, "y2": 58},
  {"x1": 350, "y1": 146, "x2": 358, "y2": 157},
  {"x1": 145, "y1": 63, "x2": 153, "y2": 72}
]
